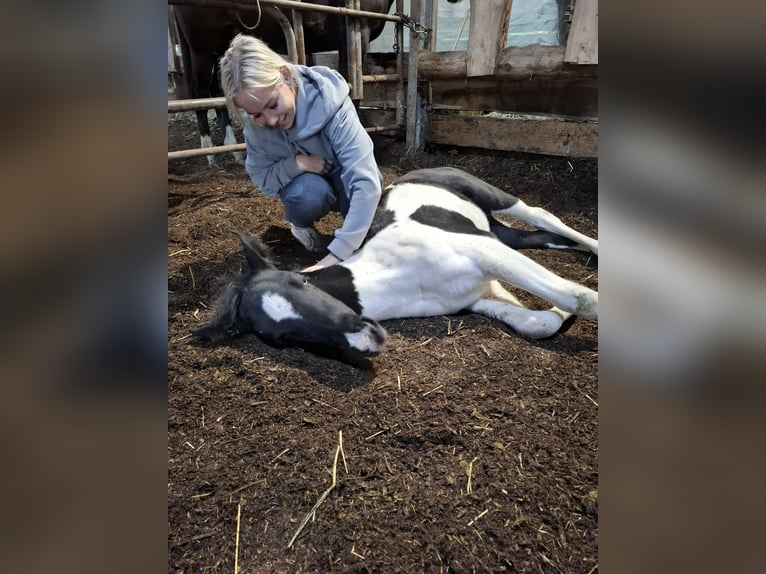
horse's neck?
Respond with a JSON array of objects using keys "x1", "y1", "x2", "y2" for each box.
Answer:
[{"x1": 308, "y1": 264, "x2": 363, "y2": 313}]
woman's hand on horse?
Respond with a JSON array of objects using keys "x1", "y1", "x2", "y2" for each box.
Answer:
[
  {"x1": 302, "y1": 252, "x2": 341, "y2": 272},
  {"x1": 296, "y1": 154, "x2": 332, "y2": 175}
]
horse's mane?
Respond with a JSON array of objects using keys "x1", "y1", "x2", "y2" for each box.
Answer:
[{"x1": 192, "y1": 232, "x2": 274, "y2": 342}]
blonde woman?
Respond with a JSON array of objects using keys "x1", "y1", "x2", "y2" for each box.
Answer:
[{"x1": 219, "y1": 34, "x2": 382, "y2": 272}]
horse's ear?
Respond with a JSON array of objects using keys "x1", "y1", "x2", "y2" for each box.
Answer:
[{"x1": 232, "y1": 230, "x2": 275, "y2": 272}]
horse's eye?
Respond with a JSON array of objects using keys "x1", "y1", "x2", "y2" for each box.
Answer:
[{"x1": 302, "y1": 278, "x2": 309, "y2": 285}]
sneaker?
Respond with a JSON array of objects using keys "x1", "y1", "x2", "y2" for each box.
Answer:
[{"x1": 290, "y1": 224, "x2": 322, "y2": 252}]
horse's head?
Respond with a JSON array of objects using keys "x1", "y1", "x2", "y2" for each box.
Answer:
[{"x1": 192, "y1": 231, "x2": 387, "y2": 368}]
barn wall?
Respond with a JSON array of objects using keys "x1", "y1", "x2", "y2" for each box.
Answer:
[{"x1": 360, "y1": 0, "x2": 598, "y2": 157}]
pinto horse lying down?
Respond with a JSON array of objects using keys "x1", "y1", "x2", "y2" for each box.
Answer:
[{"x1": 193, "y1": 167, "x2": 598, "y2": 367}]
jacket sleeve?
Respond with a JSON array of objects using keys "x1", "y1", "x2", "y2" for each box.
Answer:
[
  {"x1": 243, "y1": 125, "x2": 302, "y2": 197},
  {"x1": 324, "y1": 97, "x2": 382, "y2": 260}
]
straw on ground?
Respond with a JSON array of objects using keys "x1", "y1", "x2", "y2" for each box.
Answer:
[{"x1": 288, "y1": 430, "x2": 347, "y2": 548}]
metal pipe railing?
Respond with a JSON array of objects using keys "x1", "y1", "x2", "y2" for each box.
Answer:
[
  {"x1": 168, "y1": 0, "x2": 414, "y2": 160},
  {"x1": 168, "y1": 0, "x2": 403, "y2": 23}
]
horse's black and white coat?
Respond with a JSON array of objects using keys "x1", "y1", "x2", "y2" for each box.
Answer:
[{"x1": 193, "y1": 167, "x2": 598, "y2": 367}]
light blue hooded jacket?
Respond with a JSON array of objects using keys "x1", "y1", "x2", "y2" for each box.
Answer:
[{"x1": 243, "y1": 65, "x2": 382, "y2": 261}]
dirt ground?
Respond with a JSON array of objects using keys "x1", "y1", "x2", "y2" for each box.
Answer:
[{"x1": 168, "y1": 112, "x2": 598, "y2": 573}]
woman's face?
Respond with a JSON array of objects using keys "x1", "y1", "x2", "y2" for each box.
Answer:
[{"x1": 234, "y1": 67, "x2": 296, "y2": 130}]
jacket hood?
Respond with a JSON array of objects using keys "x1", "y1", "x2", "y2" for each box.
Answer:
[{"x1": 290, "y1": 66, "x2": 350, "y2": 140}]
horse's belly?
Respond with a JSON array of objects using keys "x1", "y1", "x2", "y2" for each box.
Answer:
[
  {"x1": 400, "y1": 287, "x2": 486, "y2": 318},
  {"x1": 348, "y1": 226, "x2": 488, "y2": 319},
  {"x1": 355, "y1": 265, "x2": 486, "y2": 320}
]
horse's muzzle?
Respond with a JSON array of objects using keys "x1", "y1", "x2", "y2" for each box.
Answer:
[{"x1": 344, "y1": 316, "x2": 388, "y2": 355}]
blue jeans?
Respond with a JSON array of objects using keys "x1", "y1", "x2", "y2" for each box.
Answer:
[{"x1": 279, "y1": 171, "x2": 349, "y2": 228}]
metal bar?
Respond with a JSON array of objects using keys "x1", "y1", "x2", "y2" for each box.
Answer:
[
  {"x1": 169, "y1": 97, "x2": 226, "y2": 112},
  {"x1": 365, "y1": 124, "x2": 401, "y2": 133},
  {"x1": 361, "y1": 73, "x2": 399, "y2": 82},
  {"x1": 168, "y1": 121, "x2": 400, "y2": 159},
  {"x1": 264, "y1": 6, "x2": 298, "y2": 62},
  {"x1": 168, "y1": 0, "x2": 402, "y2": 23},
  {"x1": 169, "y1": 143, "x2": 246, "y2": 160}
]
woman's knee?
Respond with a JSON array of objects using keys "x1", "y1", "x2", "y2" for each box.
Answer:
[{"x1": 280, "y1": 173, "x2": 336, "y2": 225}]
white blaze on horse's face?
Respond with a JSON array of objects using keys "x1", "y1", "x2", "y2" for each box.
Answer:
[{"x1": 261, "y1": 291, "x2": 302, "y2": 322}]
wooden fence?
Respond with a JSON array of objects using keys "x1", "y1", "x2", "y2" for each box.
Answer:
[{"x1": 168, "y1": 0, "x2": 598, "y2": 159}]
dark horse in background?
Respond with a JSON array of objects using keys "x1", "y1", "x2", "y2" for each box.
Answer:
[{"x1": 172, "y1": 1, "x2": 396, "y2": 166}]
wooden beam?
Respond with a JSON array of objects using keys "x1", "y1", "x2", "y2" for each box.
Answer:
[
  {"x1": 428, "y1": 114, "x2": 598, "y2": 157},
  {"x1": 370, "y1": 46, "x2": 597, "y2": 81},
  {"x1": 363, "y1": 75, "x2": 598, "y2": 119},
  {"x1": 405, "y1": 0, "x2": 423, "y2": 153},
  {"x1": 466, "y1": 0, "x2": 513, "y2": 77},
  {"x1": 564, "y1": 0, "x2": 598, "y2": 64}
]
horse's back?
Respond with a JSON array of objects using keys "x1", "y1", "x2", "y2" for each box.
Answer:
[
  {"x1": 393, "y1": 167, "x2": 521, "y2": 214},
  {"x1": 374, "y1": 179, "x2": 494, "y2": 243}
]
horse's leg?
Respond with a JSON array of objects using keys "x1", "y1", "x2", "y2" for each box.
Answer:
[
  {"x1": 495, "y1": 200, "x2": 598, "y2": 255},
  {"x1": 395, "y1": 168, "x2": 598, "y2": 255},
  {"x1": 466, "y1": 238, "x2": 598, "y2": 319},
  {"x1": 489, "y1": 222, "x2": 585, "y2": 252},
  {"x1": 469, "y1": 281, "x2": 573, "y2": 338},
  {"x1": 338, "y1": 46, "x2": 350, "y2": 81},
  {"x1": 193, "y1": 109, "x2": 216, "y2": 168},
  {"x1": 484, "y1": 280, "x2": 571, "y2": 322},
  {"x1": 470, "y1": 298, "x2": 569, "y2": 339},
  {"x1": 214, "y1": 107, "x2": 245, "y2": 164},
  {"x1": 177, "y1": 31, "x2": 215, "y2": 167},
  {"x1": 187, "y1": 49, "x2": 218, "y2": 167}
]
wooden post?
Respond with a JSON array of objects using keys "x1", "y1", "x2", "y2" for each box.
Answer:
[
  {"x1": 353, "y1": 0, "x2": 364, "y2": 99},
  {"x1": 405, "y1": 0, "x2": 422, "y2": 154},
  {"x1": 346, "y1": 0, "x2": 364, "y2": 99},
  {"x1": 466, "y1": 0, "x2": 512, "y2": 77},
  {"x1": 425, "y1": 0, "x2": 437, "y2": 52},
  {"x1": 395, "y1": 0, "x2": 405, "y2": 129},
  {"x1": 564, "y1": 0, "x2": 598, "y2": 64},
  {"x1": 422, "y1": 0, "x2": 436, "y2": 111},
  {"x1": 291, "y1": 1, "x2": 306, "y2": 65}
]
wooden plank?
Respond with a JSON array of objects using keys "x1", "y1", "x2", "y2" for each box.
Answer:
[
  {"x1": 362, "y1": 73, "x2": 598, "y2": 118},
  {"x1": 405, "y1": 0, "x2": 422, "y2": 152},
  {"x1": 368, "y1": 45, "x2": 597, "y2": 81},
  {"x1": 429, "y1": 77, "x2": 598, "y2": 117},
  {"x1": 428, "y1": 114, "x2": 598, "y2": 157},
  {"x1": 466, "y1": 0, "x2": 513, "y2": 77},
  {"x1": 564, "y1": 0, "x2": 598, "y2": 64},
  {"x1": 358, "y1": 108, "x2": 397, "y2": 129}
]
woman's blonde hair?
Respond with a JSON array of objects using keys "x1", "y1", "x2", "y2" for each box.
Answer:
[{"x1": 219, "y1": 34, "x2": 298, "y2": 121}]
